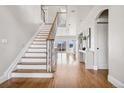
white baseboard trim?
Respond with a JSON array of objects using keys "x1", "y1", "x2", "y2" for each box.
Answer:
[
  {"x1": 93, "y1": 66, "x2": 98, "y2": 70},
  {"x1": 0, "y1": 74, "x2": 8, "y2": 84},
  {"x1": 85, "y1": 65, "x2": 94, "y2": 69},
  {"x1": 98, "y1": 65, "x2": 108, "y2": 69},
  {"x1": 1, "y1": 24, "x2": 44, "y2": 83},
  {"x1": 108, "y1": 75, "x2": 124, "y2": 88}
]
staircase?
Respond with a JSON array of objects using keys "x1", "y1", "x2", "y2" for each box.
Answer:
[{"x1": 11, "y1": 24, "x2": 54, "y2": 78}]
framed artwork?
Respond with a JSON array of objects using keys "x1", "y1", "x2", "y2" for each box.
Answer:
[{"x1": 87, "y1": 28, "x2": 91, "y2": 48}]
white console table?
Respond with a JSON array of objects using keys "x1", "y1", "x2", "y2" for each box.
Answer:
[{"x1": 79, "y1": 50, "x2": 87, "y2": 63}]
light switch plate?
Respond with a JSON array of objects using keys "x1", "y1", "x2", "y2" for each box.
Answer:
[{"x1": 1, "y1": 39, "x2": 8, "y2": 44}]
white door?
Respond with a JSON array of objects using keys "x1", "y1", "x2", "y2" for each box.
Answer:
[{"x1": 97, "y1": 23, "x2": 108, "y2": 69}]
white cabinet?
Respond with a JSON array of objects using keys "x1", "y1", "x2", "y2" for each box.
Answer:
[{"x1": 79, "y1": 50, "x2": 86, "y2": 63}]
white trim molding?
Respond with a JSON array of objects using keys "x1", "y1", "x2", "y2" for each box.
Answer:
[
  {"x1": 0, "y1": 74, "x2": 8, "y2": 84},
  {"x1": 93, "y1": 66, "x2": 98, "y2": 70},
  {"x1": 108, "y1": 75, "x2": 124, "y2": 88}
]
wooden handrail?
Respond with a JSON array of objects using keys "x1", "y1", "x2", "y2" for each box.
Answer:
[
  {"x1": 47, "y1": 12, "x2": 59, "y2": 40},
  {"x1": 47, "y1": 12, "x2": 66, "y2": 40},
  {"x1": 47, "y1": 12, "x2": 67, "y2": 40}
]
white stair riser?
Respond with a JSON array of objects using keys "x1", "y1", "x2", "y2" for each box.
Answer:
[
  {"x1": 21, "y1": 58, "x2": 46, "y2": 62},
  {"x1": 35, "y1": 37, "x2": 47, "y2": 39},
  {"x1": 36, "y1": 35, "x2": 48, "y2": 37},
  {"x1": 40, "y1": 27, "x2": 50, "y2": 28},
  {"x1": 32, "y1": 42, "x2": 46, "y2": 45},
  {"x1": 37, "y1": 34, "x2": 48, "y2": 36},
  {"x1": 16, "y1": 65, "x2": 46, "y2": 70},
  {"x1": 30, "y1": 45, "x2": 46, "y2": 48},
  {"x1": 27, "y1": 49, "x2": 46, "y2": 52},
  {"x1": 42, "y1": 26, "x2": 51, "y2": 27},
  {"x1": 35, "y1": 36, "x2": 47, "y2": 38},
  {"x1": 11, "y1": 73, "x2": 53, "y2": 78},
  {"x1": 40, "y1": 28, "x2": 50, "y2": 30},
  {"x1": 24, "y1": 53, "x2": 46, "y2": 57},
  {"x1": 43, "y1": 26, "x2": 51, "y2": 28},
  {"x1": 39, "y1": 32, "x2": 49, "y2": 34},
  {"x1": 41, "y1": 25, "x2": 51, "y2": 27},
  {"x1": 36, "y1": 34, "x2": 48, "y2": 35},
  {"x1": 39, "y1": 30, "x2": 50, "y2": 32},
  {"x1": 34, "y1": 38, "x2": 46, "y2": 41},
  {"x1": 39, "y1": 30, "x2": 49, "y2": 31}
]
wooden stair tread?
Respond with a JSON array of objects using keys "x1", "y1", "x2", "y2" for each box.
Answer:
[
  {"x1": 13, "y1": 69, "x2": 48, "y2": 73},
  {"x1": 38, "y1": 33, "x2": 49, "y2": 35},
  {"x1": 39, "y1": 31, "x2": 49, "y2": 32},
  {"x1": 37, "y1": 33, "x2": 49, "y2": 35},
  {"x1": 18, "y1": 62, "x2": 46, "y2": 65},
  {"x1": 35, "y1": 38, "x2": 47, "y2": 39},
  {"x1": 34, "y1": 38, "x2": 46, "y2": 39},
  {"x1": 39, "y1": 30, "x2": 49, "y2": 31},
  {"x1": 35, "y1": 37, "x2": 47, "y2": 38},
  {"x1": 40, "y1": 29, "x2": 50, "y2": 30},
  {"x1": 35, "y1": 36, "x2": 48, "y2": 39},
  {"x1": 35, "y1": 35, "x2": 48, "y2": 37}
]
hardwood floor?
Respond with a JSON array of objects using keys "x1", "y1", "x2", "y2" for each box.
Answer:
[{"x1": 0, "y1": 53, "x2": 115, "y2": 88}]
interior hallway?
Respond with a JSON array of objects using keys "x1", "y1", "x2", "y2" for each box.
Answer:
[{"x1": 0, "y1": 53, "x2": 114, "y2": 88}]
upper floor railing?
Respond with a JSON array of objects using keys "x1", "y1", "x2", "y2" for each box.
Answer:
[
  {"x1": 47, "y1": 12, "x2": 59, "y2": 40},
  {"x1": 41, "y1": 6, "x2": 45, "y2": 23}
]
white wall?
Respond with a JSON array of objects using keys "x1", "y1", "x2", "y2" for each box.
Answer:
[
  {"x1": 56, "y1": 27, "x2": 67, "y2": 36},
  {"x1": 0, "y1": 5, "x2": 41, "y2": 77},
  {"x1": 45, "y1": 6, "x2": 65, "y2": 23},
  {"x1": 66, "y1": 6, "x2": 77, "y2": 36},
  {"x1": 108, "y1": 6, "x2": 124, "y2": 87},
  {"x1": 76, "y1": 6, "x2": 93, "y2": 35}
]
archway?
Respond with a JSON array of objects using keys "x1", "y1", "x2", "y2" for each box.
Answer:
[{"x1": 95, "y1": 9, "x2": 109, "y2": 69}]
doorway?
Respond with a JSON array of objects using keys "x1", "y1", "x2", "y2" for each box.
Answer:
[
  {"x1": 56, "y1": 40, "x2": 66, "y2": 52},
  {"x1": 96, "y1": 9, "x2": 108, "y2": 69},
  {"x1": 55, "y1": 39, "x2": 76, "y2": 64}
]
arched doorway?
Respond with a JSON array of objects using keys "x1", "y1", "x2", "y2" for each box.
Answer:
[{"x1": 96, "y1": 9, "x2": 108, "y2": 69}]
